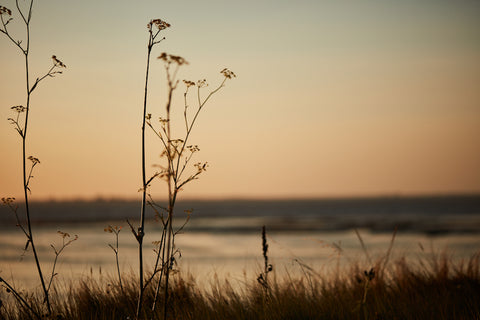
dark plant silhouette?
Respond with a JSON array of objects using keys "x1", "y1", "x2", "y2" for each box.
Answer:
[
  {"x1": 130, "y1": 18, "x2": 170, "y2": 319},
  {"x1": 257, "y1": 225, "x2": 273, "y2": 294},
  {"x1": 1, "y1": 1, "x2": 70, "y2": 317},
  {"x1": 105, "y1": 225, "x2": 124, "y2": 293},
  {"x1": 129, "y1": 18, "x2": 235, "y2": 320}
]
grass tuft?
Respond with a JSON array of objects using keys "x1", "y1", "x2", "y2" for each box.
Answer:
[{"x1": 1, "y1": 252, "x2": 479, "y2": 320}]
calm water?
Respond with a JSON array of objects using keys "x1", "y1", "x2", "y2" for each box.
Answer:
[{"x1": 1, "y1": 196, "x2": 479, "y2": 289}]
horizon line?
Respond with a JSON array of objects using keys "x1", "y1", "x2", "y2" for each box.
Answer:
[{"x1": 19, "y1": 192, "x2": 480, "y2": 203}]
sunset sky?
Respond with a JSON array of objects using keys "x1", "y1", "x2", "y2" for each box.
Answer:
[{"x1": 1, "y1": 0, "x2": 479, "y2": 200}]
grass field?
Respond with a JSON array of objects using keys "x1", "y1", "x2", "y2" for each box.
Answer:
[{"x1": 1, "y1": 249, "x2": 479, "y2": 320}]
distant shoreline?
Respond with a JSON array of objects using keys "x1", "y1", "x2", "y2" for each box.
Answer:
[{"x1": 1, "y1": 195, "x2": 479, "y2": 234}]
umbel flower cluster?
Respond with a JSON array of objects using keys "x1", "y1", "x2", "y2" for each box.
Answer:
[
  {"x1": 221, "y1": 68, "x2": 236, "y2": 79},
  {"x1": 147, "y1": 18, "x2": 171, "y2": 31},
  {"x1": 0, "y1": 5, "x2": 12, "y2": 15},
  {"x1": 52, "y1": 55, "x2": 66, "y2": 68}
]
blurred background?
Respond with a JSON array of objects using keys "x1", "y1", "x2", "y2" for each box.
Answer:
[{"x1": 1, "y1": 0, "x2": 479, "y2": 288}]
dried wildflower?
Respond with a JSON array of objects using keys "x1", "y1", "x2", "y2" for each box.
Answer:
[
  {"x1": 104, "y1": 225, "x2": 122, "y2": 233},
  {"x1": 10, "y1": 105, "x2": 26, "y2": 113},
  {"x1": 159, "y1": 117, "x2": 169, "y2": 126},
  {"x1": 183, "y1": 80, "x2": 196, "y2": 88},
  {"x1": 0, "y1": 6, "x2": 12, "y2": 15},
  {"x1": 197, "y1": 79, "x2": 208, "y2": 88},
  {"x1": 148, "y1": 19, "x2": 171, "y2": 31},
  {"x1": 57, "y1": 231, "x2": 70, "y2": 239},
  {"x1": 27, "y1": 156, "x2": 40, "y2": 164},
  {"x1": 158, "y1": 53, "x2": 188, "y2": 66},
  {"x1": 52, "y1": 55, "x2": 66, "y2": 68},
  {"x1": 145, "y1": 113, "x2": 152, "y2": 120},
  {"x1": 194, "y1": 162, "x2": 208, "y2": 173},
  {"x1": 187, "y1": 145, "x2": 200, "y2": 152},
  {"x1": 220, "y1": 68, "x2": 236, "y2": 79},
  {"x1": 1, "y1": 197, "x2": 15, "y2": 205}
]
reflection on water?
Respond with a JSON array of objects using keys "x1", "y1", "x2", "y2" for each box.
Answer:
[
  {"x1": 0, "y1": 196, "x2": 479, "y2": 289},
  {"x1": 1, "y1": 223, "x2": 479, "y2": 289}
]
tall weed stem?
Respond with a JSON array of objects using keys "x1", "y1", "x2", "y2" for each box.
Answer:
[{"x1": 1, "y1": 1, "x2": 66, "y2": 316}]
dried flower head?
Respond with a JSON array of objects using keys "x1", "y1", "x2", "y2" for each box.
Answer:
[
  {"x1": 148, "y1": 19, "x2": 171, "y2": 31},
  {"x1": 0, "y1": 6, "x2": 12, "y2": 15},
  {"x1": 27, "y1": 156, "x2": 40, "y2": 164},
  {"x1": 183, "y1": 80, "x2": 196, "y2": 88},
  {"x1": 1, "y1": 197, "x2": 15, "y2": 205},
  {"x1": 197, "y1": 79, "x2": 208, "y2": 88},
  {"x1": 187, "y1": 145, "x2": 200, "y2": 153},
  {"x1": 220, "y1": 68, "x2": 236, "y2": 79},
  {"x1": 57, "y1": 231, "x2": 70, "y2": 239},
  {"x1": 194, "y1": 162, "x2": 208, "y2": 173},
  {"x1": 158, "y1": 53, "x2": 188, "y2": 66},
  {"x1": 104, "y1": 225, "x2": 122, "y2": 233},
  {"x1": 52, "y1": 55, "x2": 66, "y2": 68},
  {"x1": 10, "y1": 105, "x2": 26, "y2": 113},
  {"x1": 158, "y1": 117, "x2": 169, "y2": 126}
]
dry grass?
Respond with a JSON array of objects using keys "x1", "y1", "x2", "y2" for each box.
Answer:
[{"x1": 1, "y1": 252, "x2": 479, "y2": 320}]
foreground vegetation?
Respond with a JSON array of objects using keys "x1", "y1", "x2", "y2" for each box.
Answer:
[
  {"x1": 1, "y1": 251, "x2": 479, "y2": 320},
  {"x1": 2, "y1": 2, "x2": 479, "y2": 320}
]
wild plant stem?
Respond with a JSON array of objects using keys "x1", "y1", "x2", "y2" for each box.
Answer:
[
  {"x1": 151, "y1": 227, "x2": 166, "y2": 311},
  {"x1": 163, "y1": 94, "x2": 174, "y2": 319},
  {"x1": 136, "y1": 35, "x2": 153, "y2": 320},
  {"x1": 0, "y1": 277, "x2": 40, "y2": 319},
  {"x1": 18, "y1": 0, "x2": 51, "y2": 314},
  {"x1": 116, "y1": 238, "x2": 123, "y2": 292}
]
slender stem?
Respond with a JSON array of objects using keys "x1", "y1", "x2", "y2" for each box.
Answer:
[
  {"x1": 18, "y1": 1, "x2": 51, "y2": 314},
  {"x1": 0, "y1": 278, "x2": 40, "y2": 319},
  {"x1": 112, "y1": 230, "x2": 123, "y2": 292},
  {"x1": 151, "y1": 226, "x2": 166, "y2": 311},
  {"x1": 174, "y1": 78, "x2": 227, "y2": 179},
  {"x1": 136, "y1": 33, "x2": 152, "y2": 320}
]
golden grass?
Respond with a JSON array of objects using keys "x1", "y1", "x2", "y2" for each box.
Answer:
[{"x1": 1, "y1": 252, "x2": 479, "y2": 320}]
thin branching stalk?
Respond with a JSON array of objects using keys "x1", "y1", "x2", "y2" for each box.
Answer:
[
  {"x1": 145, "y1": 54, "x2": 235, "y2": 319},
  {"x1": 46, "y1": 231, "x2": 78, "y2": 294},
  {"x1": 1, "y1": 1, "x2": 66, "y2": 317},
  {"x1": 134, "y1": 19, "x2": 169, "y2": 320},
  {"x1": 105, "y1": 225, "x2": 124, "y2": 292},
  {"x1": 0, "y1": 277, "x2": 41, "y2": 319}
]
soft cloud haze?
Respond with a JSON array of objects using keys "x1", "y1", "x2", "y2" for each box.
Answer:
[{"x1": 1, "y1": 0, "x2": 479, "y2": 200}]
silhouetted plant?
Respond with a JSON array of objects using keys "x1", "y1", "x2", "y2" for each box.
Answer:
[
  {"x1": 148, "y1": 57, "x2": 235, "y2": 320},
  {"x1": 129, "y1": 18, "x2": 235, "y2": 320},
  {"x1": 1, "y1": 1, "x2": 68, "y2": 317},
  {"x1": 104, "y1": 225, "x2": 124, "y2": 293},
  {"x1": 129, "y1": 17, "x2": 170, "y2": 319},
  {"x1": 257, "y1": 225, "x2": 273, "y2": 294}
]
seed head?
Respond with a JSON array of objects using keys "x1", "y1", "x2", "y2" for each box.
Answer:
[
  {"x1": 52, "y1": 55, "x2": 66, "y2": 68},
  {"x1": 57, "y1": 231, "x2": 70, "y2": 239},
  {"x1": 220, "y1": 68, "x2": 236, "y2": 79},
  {"x1": 158, "y1": 52, "x2": 188, "y2": 66},
  {"x1": 0, "y1": 6, "x2": 12, "y2": 15},
  {"x1": 11, "y1": 105, "x2": 26, "y2": 113},
  {"x1": 194, "y1": 162, "x2": 208, "y2": 173},
  {"x1": 27, "y1": 156, "x2": 40, "y2": 164},
  {"x1": 183, "y1": 80, "x2": 196, "y2": 88},
  {"x1": 1, "y1": 197, "x2": 15, "y2": 205},
  {"x1": 148, "y1": 19, "x2": 171, "y2": 31},
  {"x1": 187, "y1": 145, "x2": 200, "y2": 153},
  {"x1": 197, "y1": 79, "x2": 208, "y2": 88}
]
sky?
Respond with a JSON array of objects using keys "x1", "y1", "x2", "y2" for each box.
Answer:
[{"x1": 1, "y1": 0, "x2": 479, "y2": 200}]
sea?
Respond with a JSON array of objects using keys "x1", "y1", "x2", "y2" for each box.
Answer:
[{"x1": 1, "y1": 195, "x2": 479, "y2": 289}]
